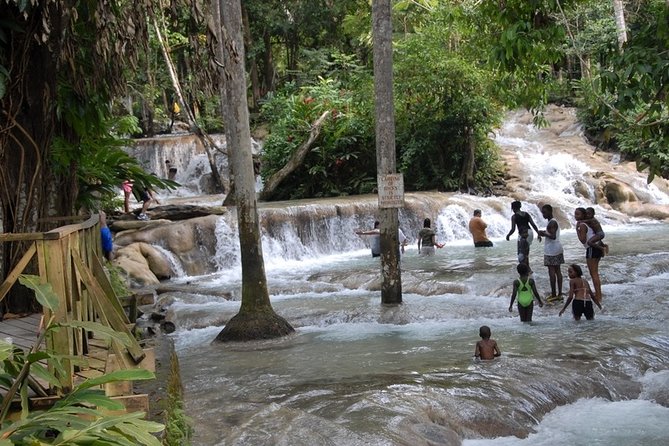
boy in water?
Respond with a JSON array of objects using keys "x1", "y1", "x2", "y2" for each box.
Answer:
[
  {"x1": 559, "y1": 264, "x2": 602, "y2": 320},
  {"x1": 509, "y1": 263, "x2": 544, "y2": 322},
  {"x1": 474, "y1": 325, "x2": 501, "y2": 360},
  {"x1": 506, "y1": 201, "x2": 540, "y2": 273},
  {"x1": 584, "y1": 207, "x2": 609, "y2": 255}
]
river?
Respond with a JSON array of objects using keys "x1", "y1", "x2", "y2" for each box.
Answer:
[{"x1": 158, "y1": 107, "x2": 669, "y2": 445}]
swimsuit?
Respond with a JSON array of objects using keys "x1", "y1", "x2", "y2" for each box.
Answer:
[
  {"x1": 584, "y1": 226, "x2": 603, "y2": 259},
  {"x1": 572, "y1": 278, "x2": 594, "y2": 319},
  {"x1": 517, "y1": 279, "x2": 534, "y2": 307}
]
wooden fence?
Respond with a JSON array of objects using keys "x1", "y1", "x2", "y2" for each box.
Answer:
[{"x1": 0, "y1": 214, "x2": 146, "y2": 393}]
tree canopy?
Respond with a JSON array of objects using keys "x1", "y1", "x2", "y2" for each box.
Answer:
[{"x1": 1, "y1": 0, "x2": 667, "y2": 217}]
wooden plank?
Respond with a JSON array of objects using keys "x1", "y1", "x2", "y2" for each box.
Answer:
[
  {"x1": 71, "y1": 252, "x2": 145, "y2": 364},
  {"x1": 42, "y1": 237, "x2": 74, "y2": 391},
  {"x1": 11, "y1": 393, "x2": 149, "y2": 416},
  {"x1": 91, "y1": 255, "x2": 129, "y2": 324},
  {"x1": 74, "y1": 368, "x2": 105, "y2": 380},
  {"x1": 0, "y1": 243, "x2": 36, "y2": 303},
  {"x1": 45, "y1": 215, "x2": 99, "y2": 239},
  {"x1": 0, "y1": 233, "x2": 48, "y2": 242},
  {"x1": 4, "y1": 316, "x2": 40, "y2": 331},
  {"x1": 108, "y1": 394, "x2": 150, "y2": 416},
  {"x1": 104, "y1": 349, "x2": 155, "y2": 397}
]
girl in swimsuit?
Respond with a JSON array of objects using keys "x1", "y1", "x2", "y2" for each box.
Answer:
[{"x1": 559, "y1": 264, "x2": 602, "y2": 320}]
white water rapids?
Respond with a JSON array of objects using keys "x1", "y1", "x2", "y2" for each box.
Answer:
[{"x1": 154, "y1": 107, "x2": 669, "y2": 445}]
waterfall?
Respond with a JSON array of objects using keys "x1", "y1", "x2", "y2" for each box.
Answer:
[
  {"x1": 156, "y1": 107, "x2": 669, "y2": 445},
  {"x1": 138, "y1": 106, "x2": 669, "y2": 276}
]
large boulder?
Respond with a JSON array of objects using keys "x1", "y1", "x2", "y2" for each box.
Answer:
[
  {"x1": 114, "y1": 214, "x2": 220, "y2": 277},
  {"x1": 113, "y1": 242, "x2": 173, "y2": 286}
]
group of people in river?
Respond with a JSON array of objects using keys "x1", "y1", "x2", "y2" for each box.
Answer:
[
  {"x1": 356, "y1": 199, "x2": 609, "y2": 326},
  {"x1": 503, "y1": 200, "x2": 607, "y2": 323}
]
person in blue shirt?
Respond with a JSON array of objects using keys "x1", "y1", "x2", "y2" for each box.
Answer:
[{"x1": 100, "y1": 211, "x2": 113, "y2": 261}]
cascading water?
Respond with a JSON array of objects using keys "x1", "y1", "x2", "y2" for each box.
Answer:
[{"x1": 156, "y1": 107, "x2": 669, "y2": 446}]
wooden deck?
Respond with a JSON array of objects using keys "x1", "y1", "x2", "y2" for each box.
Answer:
[
  {"x1": 0, "y1": 215, "x2": 153, "y2": 415},
  {"x1": 0, "y1": 313, "x2": 110, "y2": 383},
  {"x1": 0, "y1": 314, "x2": 43, "y2": 351},
  {"x1": 0, "y1": 313, "x2": 153, "y2": 417}
]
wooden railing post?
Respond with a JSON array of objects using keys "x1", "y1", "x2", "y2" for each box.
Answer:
[
  {"x1": 0, "y1": 213, "x2": 148, "y2": 394},
  {"x1": 39, "y1": 237, "x2": 74, "y2": 392}
]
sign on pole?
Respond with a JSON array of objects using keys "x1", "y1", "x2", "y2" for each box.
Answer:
[{"x1": 378, "y1": 173, "x2": 404, "y2": 208}]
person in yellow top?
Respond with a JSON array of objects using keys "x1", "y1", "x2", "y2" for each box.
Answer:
[{"x1": 468, "y1": 209, "x2": 493, "y2": 247}]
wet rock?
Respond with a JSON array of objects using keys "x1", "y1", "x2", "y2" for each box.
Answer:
[
  {"x1": 114, "y1": 214, "x2": 220, "y2": 277},
  {"x1": 113, "y1": 243, "x2": 170, "y2": 286}
]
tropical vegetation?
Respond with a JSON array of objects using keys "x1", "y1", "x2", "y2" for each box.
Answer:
[
  {"x1": 1, "y1": 0, "x2": 668, "y2": 438},
  {"x1": 0, "y1": 276, "x2": 164, "y2": 445},
  {"x1": 1, "y1": 1, "x2": 667, "y2": 218}
]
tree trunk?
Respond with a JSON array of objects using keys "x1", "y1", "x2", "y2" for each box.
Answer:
[
  {"x1": 612, "y1": 0, "x2": 627, "y2": 51},
  {"x1": 0, "y1": 2, "x2": 59, "y2": 314},
  {"x1": 262, "y1": 30, "x2": 275, "y2": 93},
  {"x1": 213, "y1": 0, "x2": 293, "y2": 342},
  {"x1": 460, "y1": 127, "x2": 475, "y2": 193},
  {"x1": 580, "y1": 55, "x2": 591, "y2": 79},
  {"x1": 259, "y1": 111, "x2": 330, "y2": 201},
  {"x1": 372, "y1": 0, "x2": 402, "y2": 305},
  {"x1": 241, "y1": 4, "x2": 261, "y2": 111},
  {"x1": 151, "y1": 13, "x2": 228, "y2": 194}
]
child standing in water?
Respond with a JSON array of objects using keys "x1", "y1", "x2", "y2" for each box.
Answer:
[
  {"x1": 509, "y1": 263, "x2": 544, "y2": 322},
  {"x1": 474, "y1": 325, "x2": 501, "y2": 360},
  {"x1": 559, "y1": 264, "x2": 602, "y2": 320}
]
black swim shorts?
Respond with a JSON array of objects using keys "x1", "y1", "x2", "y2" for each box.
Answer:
[
  {"x1": 586, "y1": 246, "x2": 603, "y2": 259},
  {"x1": 572, "y1": 299, "x2": 594, "y2": 320}
]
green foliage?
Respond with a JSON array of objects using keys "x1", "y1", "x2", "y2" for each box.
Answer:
[
  {"x1": 575, "y1": 0, "x2": 669, "y2": 180},
  {"x1": 104, "y1": 264, "x2": 133, "y2": 300},
  {"x1": 51, "y1": 101, "x2": 178, "y2": 213},
  {"x1": 163, "y1": 349, "x2": 193, "y2": 445},
  {"x1": 468, "y1": 0, "x2": 574, "y2": 110},
  {"x1": 260, "y1": 74, "x2": 376, "y2": 199},
  {"x1": 393, "y1": 15, "x2": 504, "y2": 191},
  {"x1": 0, "y1": 275, "x2": 165, "y2": 445}
]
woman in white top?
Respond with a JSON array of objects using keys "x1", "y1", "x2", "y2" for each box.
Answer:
[{"x1": 538, "y1": 204, "x2": 564, "y2": 300}]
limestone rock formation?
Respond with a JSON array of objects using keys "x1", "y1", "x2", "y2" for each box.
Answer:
[{"x1": 112, "y1": 214, "x2": 222, "y2": 285}]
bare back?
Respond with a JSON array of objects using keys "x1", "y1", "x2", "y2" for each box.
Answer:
[
  {"x1": 569, "y1": 277, "x2": 592, "y2": 300},
  {"x1": 475, "y1": 339, "x2": 500, "y2": 360}
]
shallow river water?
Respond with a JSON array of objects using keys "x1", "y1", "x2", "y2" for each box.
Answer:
[
  {"x1": 171, "y1": 223, "x2": 669, "y2": 446},
  {"x1": 160, "y1": 108, "x2": 669, "y2": 445}
]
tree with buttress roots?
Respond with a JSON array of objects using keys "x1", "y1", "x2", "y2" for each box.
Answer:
[{"x1": 212, "y1": 0, "x2": 293, "y2": 342}]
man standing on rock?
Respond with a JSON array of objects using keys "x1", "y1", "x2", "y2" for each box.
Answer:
[{"x1": 468, "y1": 209, "x2": 493, "y2": 247}]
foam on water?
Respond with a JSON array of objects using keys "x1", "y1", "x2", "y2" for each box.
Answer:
[
  {"x1": 159, "y1": 108, "x2": 669, "y2": 445},
  {"x1": 463, "y1": 398, "x2": 669, "y2": 446}
]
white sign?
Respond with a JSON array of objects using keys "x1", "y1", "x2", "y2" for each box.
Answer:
[{"x1": 378, "y1": 173, "x2": 405, "y2": 208}]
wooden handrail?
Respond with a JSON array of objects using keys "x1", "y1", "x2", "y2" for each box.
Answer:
[
  {"x1": 0, "y1": 212, "x2": 146, "y2": 393},
  {"x1": 45, "y1": 214, "x2": 99, "y2": 238},
  {"x1": 0, "y1": 215, "x2": 99, "y2": 242}
]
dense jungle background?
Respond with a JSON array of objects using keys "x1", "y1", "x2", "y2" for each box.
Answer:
[{"x1": 1, "y1": 0, "x2": 668, "y2": 310}]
